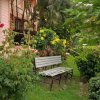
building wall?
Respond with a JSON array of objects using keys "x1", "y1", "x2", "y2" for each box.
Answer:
[
  {"x1": 0, "y1": 0, "x2": 10, "y2": 45},
  {"x1": 0, "y1": 0, "x2": 37, "y2": 45}
]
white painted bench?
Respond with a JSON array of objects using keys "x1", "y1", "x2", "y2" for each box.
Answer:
[{"x1": 34, "y1": 55, "x2": 73, "y2": 90}]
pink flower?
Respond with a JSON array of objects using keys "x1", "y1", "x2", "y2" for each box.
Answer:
[
  {"x1": 32, "y1": 49, "x2": 38, "y2": 53},
  {"x1": 15, "y1": 46, "x2": 21, "y2": 50}
]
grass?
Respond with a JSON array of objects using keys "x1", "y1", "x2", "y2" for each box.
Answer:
[
  {"x1": 24, "y1": 55, "x2": 88, "y2": 100},
  {"x1": 25, "y1": 79, "x2": 88, "y2": 100}
]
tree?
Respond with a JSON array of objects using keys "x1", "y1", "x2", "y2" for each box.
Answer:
[
  {"x1": 36, "y1": 0, "x2": 70, "y2": 28},
  {"x1": 34, "y1": 0, "x2": 71, "y2": 40},
  {"x1": 64, "y1": 0, "x2": 100, "y2": 46}
]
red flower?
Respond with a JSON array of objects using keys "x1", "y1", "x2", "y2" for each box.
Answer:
[{"x1": 0, "y1": 23, "x2": 4, "y2": 28}]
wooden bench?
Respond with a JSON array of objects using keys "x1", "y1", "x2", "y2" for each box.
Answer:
[{"x1": 34, "y1": 55, "x2": 73, "y2": 90}]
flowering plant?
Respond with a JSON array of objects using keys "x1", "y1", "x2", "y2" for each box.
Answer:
[
  {"x1": 51, "y1": 39, "x2": 68, "y2": 55},
  {"x1": 33, "y1": 28, "x2": 68, "y2": 56},
  {"x1": 34, "y1": 28, "x2": 58, "y2": 50}
]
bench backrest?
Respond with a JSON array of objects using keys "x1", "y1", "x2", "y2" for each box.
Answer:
[{"x1": 35, "y1": 56, "x2": 62, "y2": 68}]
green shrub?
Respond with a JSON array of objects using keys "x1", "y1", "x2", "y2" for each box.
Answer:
[
  {"x1": 89, "y1": 77, "x2": 100, "y2": 100},
  {"x1": 0, "y1": 53, "x2": 36, "y2": 100},
  {"x1": 76, "y1": 51, "x2": 100, "y2": 82},
  {"x1": 93, "y1": 46, "x2": 100, "y2": 72}
]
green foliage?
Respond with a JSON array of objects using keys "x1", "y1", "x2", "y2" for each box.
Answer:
[
  {"x1": 54, "y1": 25, "x2": 71, "y2": 40},
  {"x1": 89, "y1": 77, "x2": 100, "y2": 100},
  {"x1": 3, "y1": 29, "x2": 19, "y2": 46},
  {"x1": 0, "y1": 27, "x2": 38, "y2": 100},
  {"x1": 35, "y1": 0, "x2": 100, "y2": 46},
  {"x1": 76, "y1": 50, "x2": 100, "y2": 82},
  {"x1": 93, "y1": 46, "x2": 100, "y2": 72},
  {"x1": 0, "y1": 53, "x2": 36, "y2": 100},
  {"x1": 64, "y1": 1, "x2": 100, "y2": 46},
  {"x1": 36, "y1": 0, "x2": 70, "y2": 28}
]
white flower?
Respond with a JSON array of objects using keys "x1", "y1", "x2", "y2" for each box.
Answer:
[
  {"x1": 76, "y1": 2, "x2": 82, "y2": 6},
  {"x1": 82, "y1": 44, "x2": 87, "y2": 46},
  {"x1": 84, "y1": 4, "x2": 93, "y2": 7},
  {"x1": 78, "y1": 2, "x2": 82, "y2": 4}
]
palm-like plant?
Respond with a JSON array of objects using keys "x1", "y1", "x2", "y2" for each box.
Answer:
[{"x1": 36, "y1": 0, "x2": 71, "y2": 28}]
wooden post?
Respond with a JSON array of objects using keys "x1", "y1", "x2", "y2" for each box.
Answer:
[
  {"x1": 16, "y1": 0, "x2": 18, "y2": 18},
  {"x1": 11, "y1": 0, "x2": 14, "y2": 21},
  {"x1": 15, "y1": 0, "x2": 18, "y2": 30}
]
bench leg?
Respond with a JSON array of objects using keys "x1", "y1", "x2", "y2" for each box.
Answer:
[
  {"x1": 58, "y1": 75, "x2": 62, "y2": 85},
  {"x1": 64, "y1": 72, "x2": 68, "y2": 84},
  {"x1": 50, "y1": 77, "x2": 53, "y2": 91}
]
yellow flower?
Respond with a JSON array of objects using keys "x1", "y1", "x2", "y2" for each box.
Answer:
[
  {"x1": 55, "y1": 38, "x2": 60, "y2": 42},
  {"x1": 34, "y1": 40, "x2": 37, "y2": 43},
  {"x1": 41, "y1": 37, "x2": 44, "y2": 40},
  {"x1": 64, "y1": 44, "x2": 66, "y2": 47},
  {"x1": 63, "y1": 40, "x2": 66, "y2": 44},
  {"x1": 43, "y1": 34, "x2": 46, "y2": 37},
  {"x1": 51, "y1": 40, "x2": 55, "y2": 45},
  {"x1": 63, "y1": 40, "x2": 67, "y2": 47},
  {"x1": 40, "y1": 29, "x2": 44, "y2": 33}
]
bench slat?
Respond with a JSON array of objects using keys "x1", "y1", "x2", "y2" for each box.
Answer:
[
  {"x1": 35, "y1": 56, "x2": 61, "y2": 60},
  {"x1": 36, "y1": 60, "x2": 61, "y2": 68},
  {"x1": 35, "y1": 58, "x2": 61, "y2": 63},
  {"x1": 35, "y1": 56, "x2": 61, "y2": 68},
  {"x1": 39, "y1": 67, "x2": 73, "y2": 77}
]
